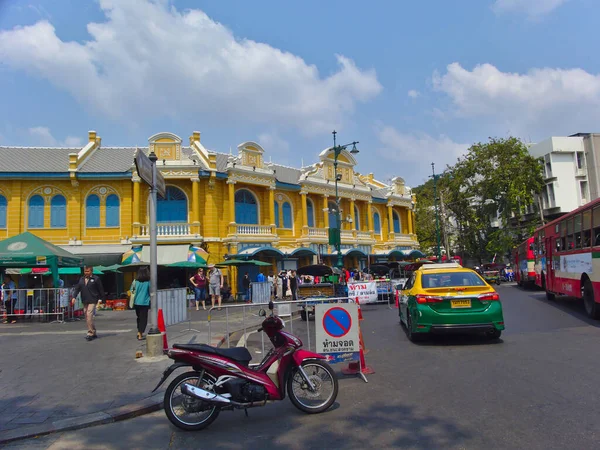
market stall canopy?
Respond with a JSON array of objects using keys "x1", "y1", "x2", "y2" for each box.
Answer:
[
  {"x1": 0, "y1": 232, "x2": 83, "y2": 267},
  {"x1": 166, "y1": 261, "x2": 208, "y2": 269},
  {"x1": 97, "y1": 264, "x2": 123, "y2": 272},
  {"x1": 244, "y1": 260, "x2": 272, "y2": 267},
  {"x1": 296, "y1": 264, "x2": 342, "y2": 277}
]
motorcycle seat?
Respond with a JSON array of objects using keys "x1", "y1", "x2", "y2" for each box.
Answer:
[{"x1": 173, "y1": 343, "x2": 252, "y2": 365}]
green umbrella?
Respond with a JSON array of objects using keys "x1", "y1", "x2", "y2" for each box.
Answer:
[
  {"x1": 98, "y1": 264, "x2": 123, "y2": 272},
  {"x1": 215, "y1": 259, "x2": 248, "y2": 266},
  {"x1": 58, "y1": 267, "x2": 103, "y2": 275},
  {"x1": 166, "y1": 261, "x2": 208, "y2": 269},
  {"x1": 117, "y1": 261, "x2": 151, "y2": 272},
  {"x1": 244, "y1": 259, "x2": 272, "y2": 267}
]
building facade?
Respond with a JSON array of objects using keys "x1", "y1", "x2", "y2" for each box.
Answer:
[
  {"x1": 528, "y1": 135, "x2": 590, "y2": 221},
  {"x1": 0, "y1": 130, "x2": 419, "y2": 293}
]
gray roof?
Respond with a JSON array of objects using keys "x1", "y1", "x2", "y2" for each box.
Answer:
[
  {"x1": 79, "y1": 147, "x2": 138, "y2": 173},
  {"x1": 272, "y1": 164, "x2": 301, "y2": 185},
  {"x1": 215, "y1": 153, "x2": 230, "y2": 172},
  {"x1": 371, "y1": 188, "x2": 389, "y2": 199},
  {"x1": 0, "y1": 147, "x2": 78, "y2": 172}
]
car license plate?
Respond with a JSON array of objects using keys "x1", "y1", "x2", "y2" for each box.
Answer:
[{"x1": 451, "y1": 299, "x2": 471, "y2": 308}]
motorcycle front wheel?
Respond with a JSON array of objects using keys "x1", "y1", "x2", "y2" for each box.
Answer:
[
  {"x1": 164, "y1": 371, "x2": 220, "y2": 431},
  {"x1": 287, "y1": 360, "x2": 338, "y2": 414}
]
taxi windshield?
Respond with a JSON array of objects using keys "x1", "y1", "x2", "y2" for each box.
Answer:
[{"x1": 422, "y1": 272, "x2": 486, "y2": 288}]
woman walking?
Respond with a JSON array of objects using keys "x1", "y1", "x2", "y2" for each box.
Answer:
[
  {"x1": 130, "y1": 266, "x2": 151, "y2": 341},
  {"x1": 189, "y1": 267, "x2": 207, "y2": 310}
]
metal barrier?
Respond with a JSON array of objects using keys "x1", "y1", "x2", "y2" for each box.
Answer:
[
  {"x1": 206, "y1": 297, "x2": 350, "y2": 356},
  {"x1": 250, "y1": 281, "x2": 271, "y2": 304},
  {"x1": 1, "y1": 288, "x2": 67, "y2": 323},
  {"x1": 156, "y1": 288, "x2": 188, "y2": 327}
]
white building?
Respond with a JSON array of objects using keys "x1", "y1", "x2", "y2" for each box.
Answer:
[{"x1": 528, "y1": 135, "x2": 591, "y2": 220}]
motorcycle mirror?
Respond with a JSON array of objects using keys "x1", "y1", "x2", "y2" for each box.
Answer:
[
  {"x1": 258, "y1": 309, "x2": 266, "y2": 317},
  {"x1": 268, "y1": 300, "x2": 274, "y2": 311}
]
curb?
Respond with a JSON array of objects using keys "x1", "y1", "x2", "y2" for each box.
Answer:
[{"x1": 0, "y1": 393, "x2": 164, "y2": 445}]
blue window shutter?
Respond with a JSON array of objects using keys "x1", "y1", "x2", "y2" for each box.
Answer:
[
  {"x1": 28, "y1": 195, "x2": 44, "y2": 228},
  {"x1": 234, "y1": 189, "x2": 258, "y2": 225},
  {"x1": 0, "y1": 195, "x2": 6, "y2": 228},
  {"x1": 328, "y1": 201, "x2": 337, "y2": 228},
  {"x1": 274, "y1": 202, "x2": 280, "y2": 227},
  {"x1": 393, "y1": 212, "x2": 401, "y2": 234},
  {"x1": 374, "y1": 213, "x2": 381, "y2": 233},
  {"x1": 86, "y1": 195, "x2": 100, "y2": 227},
  {"x1": 106, "y1": 194, "x2": 120, "y2": 227},
  {"x1": 157, "y1": 187, "x2": 187, "y2": 223},
  {"x1": 283, "y1": 202, "x2": 292, "y2": 228},
  {"x1": 307, "y1": 199, "x2": 314, "y2": 227},
  {"x1": 50, "y1": 195, "x2": 66, "y2": 228}
]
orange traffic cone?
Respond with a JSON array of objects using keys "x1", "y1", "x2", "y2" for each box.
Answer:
[
  {"x1": 356, "y1": 296, "x2": 363, "y2": 320},
  {"x1": 341, "y1": 300, "x2": 374, "y2": 377},
  {"x1": 395, "y1": 290, "x2": 399, "y2": 309},
  {"x1": 157, "y1": 308, "x2": 168, "y2": 353}
]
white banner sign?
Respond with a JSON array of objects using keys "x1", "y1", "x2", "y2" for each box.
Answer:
[
  {"x1": 559, "y1": 253, "x2": 592, "y2": 274},
  {"x1": 315, "y1": 303, "x2": 360, "y2": 355},
  {"x1": 347, "y1": 282, "x2": 378, "y2": 304}
]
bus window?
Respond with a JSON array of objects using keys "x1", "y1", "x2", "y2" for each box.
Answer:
[
  {"x1": 574, "y1": 214, "x2": 582, "y2": 249},
  {"x1": 566, "y1": 218, "x2": 574, "y2": 250},
  {"x1": 593, "y1": 206, "x2": 600, "y2": 246},
  {"x1": 556, "y1": 238, "x2": 562, "y2": 253},
  {"x1": 560, "y1": 220, "x2": 567, "y2": 252},
  {"x1": 583, "y1": 210, "x2": 591, "y2": 247}
]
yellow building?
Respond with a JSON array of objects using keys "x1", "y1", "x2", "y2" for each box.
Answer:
[{"x1": 0, "y1": 130, "x2": 419, "y2": 294}]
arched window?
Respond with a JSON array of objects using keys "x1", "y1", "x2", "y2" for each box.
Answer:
[
  {"x1": 235, "y1": 189, "x2": 258, "y2": 224},
  {"x1": 157, "y1": 186, "x2": 187, "y2": 223},
  {"x1": 373, "y1": 212, "x2": 381, "y2": 234},
  {"x1": 86, "y1": 195, "x2": 100, "y2": 227},
  {"x1": 106, "y1": 194, "x2": 120, "y2": 227},
  {"x1": 354, "y1": 205, "x2": 360, "y2": 230},
  {"x1": 274, "y1": 201, "x2": 280, "y2": 227},
  {"x1": 50, "y1": 195, "x2": 66, "y2": 228},
  {"x1": 0, "y1": 195, "x2": 6, "y2": 228},
  {"x1": 282, "y1": 202, "x2": 292, "y2": 228},
  {"x1": 328, "y1": 201, "x2": 337, "y2": 228},
  {"x1": 306, "y1": 198, "x2": 315, "y2": 228},
  {"x1": 393, "y1": 211, "x2": 401, "y2": 234},
  {"x1": 28, "y1": 195, "x2": 44, "y2": 228}
]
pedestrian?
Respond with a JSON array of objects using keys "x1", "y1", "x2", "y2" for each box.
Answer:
[
  {"x1": 2, "y1": 275, "x2": 17, "y2": 324},
  {"x1": 290, "y1": 270, "x2": 299, "y2": 300},
  {"x1": 207, "y1": 264, "x2": 223, "y2": 310},
  {"x1": 242, "y1": 272, "x2": 251, "y2": 303},
  {"x1": 267, "y1": 273, "x2": 275, "y2": 298},
  {"x1": 71, "y1": 266, "x2": 105, "y2": 341},
  {"x1": 276, "y1": 272, "x2": 283, "y2": 299},
  {"x1": 281, "y1": 271, "x2": 289, "y2": 298},
  {"x1": 189, "y1": 267, "x2": 207, "y2": 310},
  {"x1": 130, "y1": 266, "x2": 151, "y2": 341}
]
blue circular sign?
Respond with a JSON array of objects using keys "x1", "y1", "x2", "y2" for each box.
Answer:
[{"x1": 322, "y1": 307, "x2": 352, "y2": 338}]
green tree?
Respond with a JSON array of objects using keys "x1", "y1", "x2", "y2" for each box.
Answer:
[{"x1": 444, "y1": 137, "x2": 544, "y2": 262}]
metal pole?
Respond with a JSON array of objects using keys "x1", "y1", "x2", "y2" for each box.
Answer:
[
  {"x1": 148, "y1": 151, "x2": 159, "y2": 335},
  {"x1": 432, "y1": 162, "x2": 441, "y2": 261},
  {"x1": 333, "y1": 131, "x2": 343, "y2": 270}
]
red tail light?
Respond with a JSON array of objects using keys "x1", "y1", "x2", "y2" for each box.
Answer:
[
  {"x1": 416, "y1": 295, "x2": 444, "y2": 304},
  {"x1": 478, "y1": 293, "x2": 500, "y2": 301}
]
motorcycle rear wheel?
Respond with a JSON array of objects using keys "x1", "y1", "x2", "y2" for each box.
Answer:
[
  {"x1": 164, "y1": 371, "x2": 220, "y2": 431},
  {"x1": 287, "y1": 360, "x2": 338, "y2": 414}
]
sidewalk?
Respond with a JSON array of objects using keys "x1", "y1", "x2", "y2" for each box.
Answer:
[{"x1": 0, "y1": 307, "x2": 261, "y2": 444}]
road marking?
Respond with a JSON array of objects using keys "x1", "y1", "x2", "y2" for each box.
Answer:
[{"x1": 0, "y1": 329, "x2": 133, "y2": 336}]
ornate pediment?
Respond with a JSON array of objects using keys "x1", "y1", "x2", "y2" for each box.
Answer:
[{"x1": 148, "y1": 132, "x2": 182, "y2": 162}]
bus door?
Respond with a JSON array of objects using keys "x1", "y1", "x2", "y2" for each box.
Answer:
[{"x1": 545, "y1": 236, "x2": 554, "y2": 291}]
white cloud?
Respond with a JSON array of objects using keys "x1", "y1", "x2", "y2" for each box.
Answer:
[
  {"x1": 0, "y1": 0, "x2": 381, "y2": 135},
  {"x1": 432, "y1": 62, "x2": 600, "y2": 137},
  {"x1": 375, "y1": 124, "x2": 469, "y2": 185},
  {"x1": 493, "y1": 0, "x2": 570, "y2": 17},
  {"x1": 258, "y1": 132, "x2": 290, "y2": 155},
  {"x1": 408, "y1": 89, "x2": 420, "y2": 98},
  {"x1": 28, "y1": 127, "x2": 83, "y2": 147}
]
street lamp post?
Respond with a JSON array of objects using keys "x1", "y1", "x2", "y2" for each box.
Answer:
[
  {"x1": 431, "y1": 162, "x2": 441, "y2": 261},
  {"x1": 330, "y1": 131, "x2": 359, "y2": 269}
]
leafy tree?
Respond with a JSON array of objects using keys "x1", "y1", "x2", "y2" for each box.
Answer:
[{"x1": 444, "y1": 137, "x2": 544, "y2": 262}]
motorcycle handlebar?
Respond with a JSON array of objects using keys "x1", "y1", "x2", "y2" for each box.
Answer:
[{"x1": 257, "y1": 327, "x2": 263, "y2": 332}]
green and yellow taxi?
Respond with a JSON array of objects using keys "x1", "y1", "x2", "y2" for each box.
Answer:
[{"x1": 398, "y1": 263, "x2": 505, "y2": 342}]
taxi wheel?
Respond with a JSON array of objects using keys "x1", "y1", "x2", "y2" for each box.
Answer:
[{"x1": 406, "y1": 311, "x2": 422, "y2": 343}]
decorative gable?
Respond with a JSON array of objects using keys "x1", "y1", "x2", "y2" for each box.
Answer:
[
  {"x1": 238, "y1": 142, "x2": 265, "y2": 168},
  {"x1": 148, "y1": 132, "x2": 182, "y2": 162}
]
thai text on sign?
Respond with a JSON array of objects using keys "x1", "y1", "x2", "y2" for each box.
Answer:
[{"x1": 347, "y1": 281, "x2": 378, "y2": 304}]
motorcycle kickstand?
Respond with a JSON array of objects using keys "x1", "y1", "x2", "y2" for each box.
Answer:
[{"x1": 244, "y1": 408, "x2": 249, "y2": 418}]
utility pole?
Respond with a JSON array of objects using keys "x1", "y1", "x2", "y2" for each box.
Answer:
[
  {"x1": 440, "y1": 191, "x2": 451, "y2": 259},
  {"x1": 431, "y1": 163, "x2": 441, "y2": 261}
]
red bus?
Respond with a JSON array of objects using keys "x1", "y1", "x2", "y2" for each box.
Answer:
[
  {"x1": 536, "y1": 197, "x2": 600, "y2": 319},
  {"x1": 513, "y1": 237, "x2": 535, "y2": 287}
]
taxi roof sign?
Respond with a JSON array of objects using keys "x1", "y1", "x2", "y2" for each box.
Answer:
[{"x1": 419, "y1": 262, "x2": 463, "y2": 270}]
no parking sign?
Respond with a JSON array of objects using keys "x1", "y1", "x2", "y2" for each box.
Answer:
[{"x1": 315, "y1": 303, "x2": 360, "y2": 363}]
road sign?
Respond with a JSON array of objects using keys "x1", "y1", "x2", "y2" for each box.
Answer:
[
  {"x1": 315, "y1": 303, "x2": 360, "y2": 357},
  {"x1": 134, "y1": 149, "x2": 166, "y2": 199}
]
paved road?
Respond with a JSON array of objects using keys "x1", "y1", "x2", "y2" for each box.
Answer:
[{"x1": 5, "y1": 283, "x2": 600, "y2": 449}]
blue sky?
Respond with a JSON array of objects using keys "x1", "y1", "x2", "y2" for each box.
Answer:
[{"x1": 0, "y1": 0, "x2": 598, "y2": 186}]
